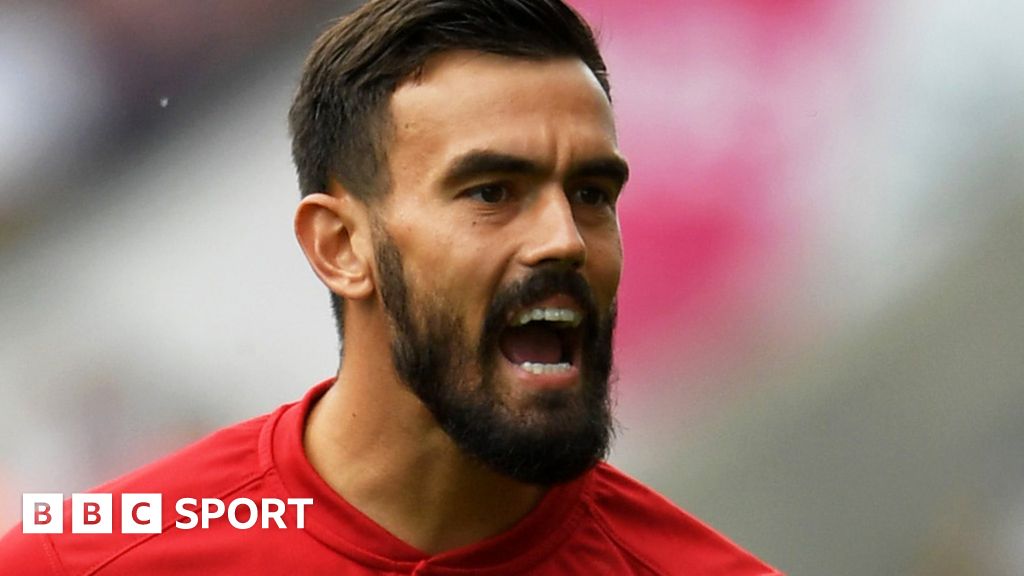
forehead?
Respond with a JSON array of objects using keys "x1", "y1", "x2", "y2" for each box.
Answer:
[{"x1": 386, "y1": 51, "x2": 619, "y2": 182}]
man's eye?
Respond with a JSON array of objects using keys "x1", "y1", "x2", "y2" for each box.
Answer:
[
  {"x1": 573, "y1": 186, "x2": 611, "y2": 206},
  {"x1": 467, "y1": 184, "x2": 509, "y2": 204}
]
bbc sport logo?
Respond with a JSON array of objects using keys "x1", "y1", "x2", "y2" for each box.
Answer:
[{"x1": 22, "y1": 493, "x2": 313, "y2": 534}]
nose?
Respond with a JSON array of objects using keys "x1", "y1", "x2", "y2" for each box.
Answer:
[{"x1": 520, "y1": 189, "x2": 586, "y2": 269}]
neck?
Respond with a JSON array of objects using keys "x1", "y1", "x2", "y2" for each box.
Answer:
[{"x1": 303, "y1": 316, "x2": 546, "y2": 554}]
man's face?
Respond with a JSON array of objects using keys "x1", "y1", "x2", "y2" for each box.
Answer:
[{"x1": 373, "y1": 51, "x2": 627, "y2": 485}]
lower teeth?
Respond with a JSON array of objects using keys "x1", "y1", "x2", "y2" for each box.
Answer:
[{"x1": 520, "y1": 362, "x2": 572, "y2": 375}]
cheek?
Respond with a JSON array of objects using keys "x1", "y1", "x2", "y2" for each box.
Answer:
[
  {"x1": 401, "y1": 231, "x2": 507, "y2": 322},
  {"x1": 388, "y1": 215, "x2": 457, "y2": 282},
  {"x1": 585, "y1": 229, "x2": 623, "y2": 305}
]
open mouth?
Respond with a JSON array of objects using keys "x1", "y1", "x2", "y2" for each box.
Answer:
[{"x1": 498, "y1": 304, "x2": 583, "y2": 376}]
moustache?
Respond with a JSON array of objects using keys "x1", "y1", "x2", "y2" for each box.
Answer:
[{"x1": 480, "y1": 266, "x2": 600, "y2": 348}]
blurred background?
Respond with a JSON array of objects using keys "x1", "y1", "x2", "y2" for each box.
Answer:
[{"x1": 1, "y1": 0, "x2": 1022, "y2": 573}]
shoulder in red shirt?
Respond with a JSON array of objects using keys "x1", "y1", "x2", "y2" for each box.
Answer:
[{"x1": 0, "y1": 380, "x2": 781, "y2": 575}]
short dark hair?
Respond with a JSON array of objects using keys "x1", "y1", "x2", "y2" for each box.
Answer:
[{"x1": 288, "y1": 0, "x2": 611, "y2": 337}]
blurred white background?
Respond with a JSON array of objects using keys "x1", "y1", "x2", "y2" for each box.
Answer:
[{"x1": 2, "y1": 1, "x2": 1022, "y2": 574}]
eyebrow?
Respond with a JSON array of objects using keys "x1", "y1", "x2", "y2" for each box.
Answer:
[
  {"x1": 440, "y1": 150, "x2": 630, "y2": 190},
  {"x1": 566, "y1": 156, "x2": 630, "y2": 189},
  {"x1": 440, "y1": 151, "x2": 543, "y2": 187}
]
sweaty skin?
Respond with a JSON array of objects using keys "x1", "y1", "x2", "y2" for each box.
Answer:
[{"x1": 295, "y1": 51, "x2": 627, "y2": 554}]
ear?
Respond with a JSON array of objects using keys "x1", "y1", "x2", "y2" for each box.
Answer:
[{"x1": 294, "y1": 181, "x2": 375, "y2": 302}]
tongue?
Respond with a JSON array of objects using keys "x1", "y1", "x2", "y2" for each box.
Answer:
[{"x1": 500, "y1": 324, "x2": 563, "y2": 365}]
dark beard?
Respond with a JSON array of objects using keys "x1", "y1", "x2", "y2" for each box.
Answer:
[{"x1": 373, "y1": 226, "x2": 616, "y2": 485}]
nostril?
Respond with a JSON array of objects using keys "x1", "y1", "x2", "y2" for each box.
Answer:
[{"x1": 536, "y1": 249, "x2": 585, "y2": 269}]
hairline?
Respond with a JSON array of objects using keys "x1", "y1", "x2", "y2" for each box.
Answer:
[{"x1": 357, "y1": 50, "x2": 612, "y2": 204}]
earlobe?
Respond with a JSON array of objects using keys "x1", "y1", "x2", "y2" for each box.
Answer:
[{"x1": 294, "y1": 186, "x2": 374, "y2": 301}]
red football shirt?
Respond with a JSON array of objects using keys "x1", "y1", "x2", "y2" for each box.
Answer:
[{"x1": 0, "y1": 380, "x2": 781, "y2": 574}]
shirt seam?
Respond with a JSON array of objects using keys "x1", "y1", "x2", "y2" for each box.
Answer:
[
  {"x1": 586, "y1": 499, "x2": 666, "y2": 576},
  {"x1": 587, "y1": 498, "x2": 785, "y2": 576},
  {"x1": 78, "y1": 470, "x2": 273, "y2": 576},
  {"x1": 40, "y1": 533, "x2": 69, "y2": 576}
]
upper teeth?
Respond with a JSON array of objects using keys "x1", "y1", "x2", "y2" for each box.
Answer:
[{"x1": 512, "y1": 308, "x2": 581, "y2": 327}]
